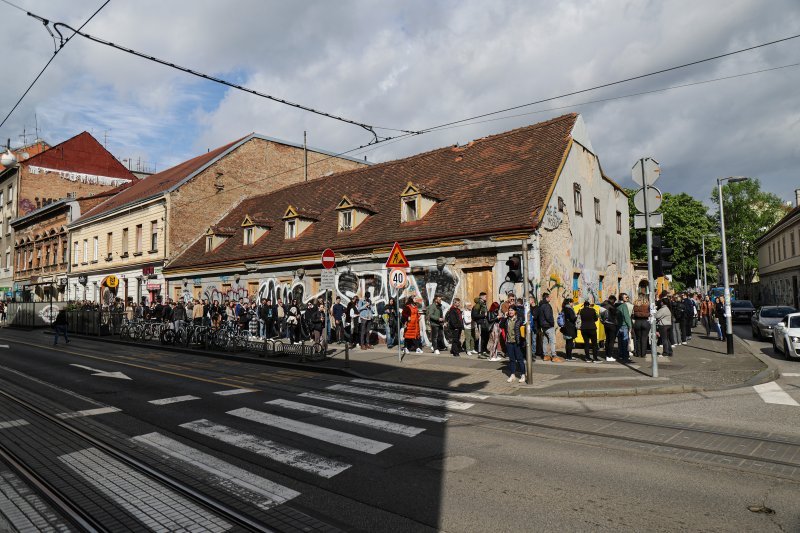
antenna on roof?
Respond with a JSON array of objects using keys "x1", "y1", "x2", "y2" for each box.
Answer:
[
  {"x1": 34, "y1": 113, "x2": 39, "y2": 140},
  {"x1": 19, "y1": 127, "x2": 32, "y2": 146},
  {"x1": 303, "y1": 131, "x2": 308, "y2": 182}
]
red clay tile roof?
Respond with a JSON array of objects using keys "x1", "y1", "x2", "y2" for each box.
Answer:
[
  {"x1": 77, "y1": 135, "x2": 248, "y2": 223},
  {"x1": 23, "y1": 132, "x2": 133, "y2": 180},
  {"x1": 167, "y1": 113, "x2": 579, "y2": 272}
]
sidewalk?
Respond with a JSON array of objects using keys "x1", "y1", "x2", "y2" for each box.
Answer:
[{"x1": 36, "y1": 324, "x2": 778, "y2": 397}]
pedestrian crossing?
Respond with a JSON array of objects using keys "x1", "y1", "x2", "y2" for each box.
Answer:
[
  {"x1": 1, "y1": 377, "x2": 480, "y2": 526},
  {"x1": 753, "y1": 377, "x2": 800, "y2": 407}
]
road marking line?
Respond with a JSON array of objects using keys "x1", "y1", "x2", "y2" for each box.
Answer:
[
  {"x1": 753, "y1": 382, "x2": 800, "y2": 406},
  {"x1": 60, "y1": 447, "x2": 231, "y2": 531},
  {"x1": 299, "y1": 392, "x2": 449, "y2": 423},
  {"x1": 0, "y1": 419, "x2": 29, "y2": 429},
  {"x1": 267, "y1": 399, "x2": 425, "y2": 437},
  {"x1": 149, "y1": 395, "x2": 200, "y2": 406},
  {"x1": 57, "y1": 406, "x2": 121, "y2": 419},
  {"x1": 181, "y1": 419, "x2": 350, "y2": 478},
  {"x1": 327, "y1": 384, "x2": 475, "y2": 410},
  {"x1": 132, "y1": 432, "x2": 299, "y2": 509},
  {"x1": 782, "y1": 373, "x2": 800, "y2": 377},
  {"x1": 0, "y1": 344, "x2": 8, "y2": 348},
  {"x1": 0, "y1": 469, "x2": 70, "y2": 531},
  {"x1": 213, "y1": 388, "x2": 256, "y2": 396},
  {"x1": 351, "y1": 378, "x2": 489, "y2": 400},
  {"x1": 229, "y1": 407, "x2": 392, "y2": 454}
]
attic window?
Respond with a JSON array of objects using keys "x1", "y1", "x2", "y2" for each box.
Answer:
[
  {"x1": 244, "y1": 227, "x2": 254, "y2": 245},
  {"x1": 339, "y1": 210, "x2": 353, "y2": 232},
  {"x1": 205, "y1": 235, "x2": 213, "y2": 252},
  {"x1": 403, "y1": 197, "x2": 418, "y2": 222},
  {"x1": 286, "y1": 219, "x2": 297, "y2": 239}
]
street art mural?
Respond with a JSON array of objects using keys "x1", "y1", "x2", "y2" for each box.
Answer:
[{"x1": 204, "y1": 282, "x2": 249, "y2": 303}]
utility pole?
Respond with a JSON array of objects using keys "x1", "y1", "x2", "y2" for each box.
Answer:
[
  {"x1": 717, "y1": 176, "x2": 749, "y2": 355},
  {"x1": 522, "y1": 238, "x2": 533, "y2": 385},
  {"x1": 303, "y1": 131, "x2": 308, "y2": 182},
  {"x1": 639, "y1": 159, "x2": 658, "y2": 377}
]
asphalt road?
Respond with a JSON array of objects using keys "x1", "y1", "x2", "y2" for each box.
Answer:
[{"x1": 0, "y1": 328, "x2": 798, "y2": 532}]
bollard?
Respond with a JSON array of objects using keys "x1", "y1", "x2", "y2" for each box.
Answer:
[{"x1": 344, "y1": 343, "x2": 350, "y2": 369}]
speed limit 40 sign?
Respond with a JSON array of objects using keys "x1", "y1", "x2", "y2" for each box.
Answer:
[{"x1": 389, "y1": 269, "x2": 407, "y2": 289}]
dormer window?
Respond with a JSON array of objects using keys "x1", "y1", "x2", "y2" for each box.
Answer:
[
  {"x1": 204, "y1": 225, "x2": 235, "y2": 252},
  {"x1": 286, "y1": 219, "x2": 297, "y2": 239},
  {"x1": 205, "y1": 235, "x2": 213, "y2": 252},
  {"x1": 400, "y1": 182, "x2": 439, "y2": 223},
  {"x1": 241, "y1": 214, "x2": 269, "y2": 245},
  {"x1": 282, "y1": 205, "x2": 317, "y2": 239},
  {"x1": 244, "y1": 227, "x2": 254, "y2": 245},
  {"x1": 340, "y1": 210, "x2": 353, "y2": 231},
  {"x1": 336, "y1": 195, "x2": 374, "y2": 232}
]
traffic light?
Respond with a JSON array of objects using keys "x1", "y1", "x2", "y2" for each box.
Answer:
[
  {"x1": 505, "y1": 254, "x2": 523, "y2": 282},
  {"x1": 651, "y1": 235, "x2": 674, "y2": 278}
]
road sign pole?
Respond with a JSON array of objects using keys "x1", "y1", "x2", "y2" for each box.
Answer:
[
  {"x1": 640, "y1": 159, "x2": 658, "y2": 378},
  {"x1": 522, "y1": 238, "x2": 533, "y2": 384},
  {"x1": 397, "y1": 292, "x2": 402, "y2": 362}
]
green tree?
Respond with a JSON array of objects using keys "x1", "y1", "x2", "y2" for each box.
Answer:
[
  {"x1": 627, "y1": 189, "x2": 719, "y2": 288},
  {"x1": 710, "y1": 178, "x2": 786, "y2": 289}
]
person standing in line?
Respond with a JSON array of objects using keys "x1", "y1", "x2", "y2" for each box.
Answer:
[
  {"x1": 384, "y1": 297, "x2": 397, "y2": 349},
  {"x1": 631, "y1": 295, "x2": 650, "y2": 357},
  {"x1": 53, "y1": 309, "x2": 69, "y2": 345},
  {"x1": 538, "y1": 292, "x2": 563, "y2": 363},
  {"x1": 600, "y1": 295, "x2": 619, "y2": 362},
  {"x1": 357, "y1": 292, "x2": 374, "y2": 349},
  {"x1": 445, "y1": 298, "x2": 464, "y2": 357},
  {"x1": 402, "y1": 297, "x2": 422, "y2": 354},
  {"x1": 463, "y1": 302, "x2": 476, "y2": 355},
  {"x1": 192, "y1": 299, "x2": 205, "y2": 325},
  {"x1": 560, "y1": 298, "x2": 578, "y2": 361},
  {"x1": 700, "y1": 295, "x2": 714, "y2": 336},
  {"x1": 681, "y1": 293, "x2": 695, "y2": 343},
  {"x1": 616, "y1": 293, "x2": 633, "y2": 363},
  {"x1": 670, "y1": 295, "x2": 684, "y2": 346},
  {"x1": 486, "y1": 301, "x2": 503, "y2": 360},
  {"x1": 578, "y1": 300, "x2": 600, "y2": 363},
  {"x1": 655, "y1": 298, "x2": 674, "y2": 356},
  {"x1": 502, "y1": 307, "x2": 526, "y2": 383},
  {"x1": 714, "y1": 296, "x2": 726, "y2": 341},
  {"x1": 472, "y1": 292, "x2": 490, "y2": 356},
  {"x1": 428, "y1": 294, "x2": 446, "y2": 354},
  {"x1": 331, "y1": 296, "x2": 345, "y2": 344},
  {"x1": 173, "y1": 300, "x2": 186, "y2": 332},
  {"x1": 310, "y1": 301, "x2": 326, "y2": 347}
]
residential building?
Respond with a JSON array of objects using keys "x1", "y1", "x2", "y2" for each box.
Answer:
[
  {"x1": 755, "y1": 189, "x2": 800, "y2": 308},
  {"x1": 67, "y1": 133, "x2": 366, "y2": 305},
  {"x1": 0, "y1": 133, "x2": 134, "y2": 298},
  {"x1": 164, "y1": 114, "x2": 632, "y2": 336}
]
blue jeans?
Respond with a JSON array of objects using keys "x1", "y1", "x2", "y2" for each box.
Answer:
[
  {"x1": 386, "y1": 323, "x2": 396, "y2": 347},
  {"x1": 617, "y1": 325, "x2": 630, "y2": 358},
  {"x1": 542, "y1": 327, "x2": 556, "y2": 356},
  {"x1": 507, "y1": 342, "x2": 526, "y2": 376},
  {"x1": 54, "y1": 324, "x2": 69, "y2": 344}
]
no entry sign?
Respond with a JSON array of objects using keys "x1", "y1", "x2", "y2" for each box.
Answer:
[{"x1": 321, "y1": 248, "x2": 336, "y2": 269}]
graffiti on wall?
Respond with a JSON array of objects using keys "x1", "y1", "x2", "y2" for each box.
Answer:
[{"x1": 204, "y1": 283, "x2": 249, "y2": 303}]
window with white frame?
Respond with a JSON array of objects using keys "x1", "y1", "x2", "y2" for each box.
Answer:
[
  {"x1": 243, "y1": 227, "x2": 254, "y2": 245},
  {"x1": 339, "y1": 210, "x2": 353, "y2": 231},
  {"x1": 73, "y1": 241, "x2": 79, "y2": 265},
  {"x1": 150, "y1": 221, "x2": 158, "y2": 251},
  {"x1": 135, "y1": 224, "x2": 142, "y2": 254},
  {"x1": 83, "y1": 239, "x2": 88, "y2": 263},
  {"x1": 93, "y1": 236, "x2": 98, "y2": 261},
  {"x1": 403, "y1": 197, "x2": 418, "y2": 222},
  {"x1": 286, "y1": 219, "x2": 297, "y2": 239},
  {"x1": 573, "y1": 184, "x2": 583, "y2": 216}
]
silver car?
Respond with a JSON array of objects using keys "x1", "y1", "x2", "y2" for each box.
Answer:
[{"x1": 752, "y1": 306, "x2": 797, "y2": 340}]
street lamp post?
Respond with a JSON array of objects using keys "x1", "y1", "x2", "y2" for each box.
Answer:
[
  {"x1": 717, "y1": 176, "x2": 749, "y2": 355},
  {"x1": 701, "y1": 233, "x2": 716, "y2": 295}
]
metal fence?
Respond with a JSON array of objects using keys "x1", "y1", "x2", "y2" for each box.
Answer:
[{"x1": 6, "y1": 302, "x2": 125, "y2": 336}]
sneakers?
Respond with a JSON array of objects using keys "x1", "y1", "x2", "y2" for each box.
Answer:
[
  {"x1": 551, "y1": 356, "x2": 564, "y2": 363},
  {"x1": 605, "y1": 356, "x2": 616, "y2": 362},
  {"x1": 488, "y1": 356, "x2": 502, "y2": 362},
  {"x1": 507, "y1": 375, "x2": 515, "y2": 383},
  {"x1": 434, "y1": 349, "x2": 440, "y2": 355},
  {"x1": 518, "y1": 375, "x2": 526, "y2": 384},
  {"x1": 543, "y1": 355, "x2": 552, "y2": 362},
  {"x1": 681, "y1": 342, "x2": 687, "y2": 345},
  {"x1": 415, "y1": 348, "x2": 423, "y2": 353}
]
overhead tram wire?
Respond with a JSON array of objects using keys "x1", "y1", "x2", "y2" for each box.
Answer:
[
  {"x1": 0, "y1": 0, "x2": 111, "y2": 131},
  {"x1": 158, "y1": 57, "x2": 800, "y2": 209},
  {"x1": 45, "y1": 21, "x2": 419, "y2": 143}
]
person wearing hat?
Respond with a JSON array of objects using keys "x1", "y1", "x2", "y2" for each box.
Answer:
[{"x1": 578, "y1": 299, "x2": 600, "y2": 363}]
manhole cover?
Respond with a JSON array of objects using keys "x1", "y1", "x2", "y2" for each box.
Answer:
[
  {"x1": 571, "y1": 367, "x2": 609, "y2": 374},
  {"x1": 426, "y1": 455, "x2": 476, "y2": 472}
]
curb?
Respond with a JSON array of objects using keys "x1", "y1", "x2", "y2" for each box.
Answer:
[{"x1": 736, "y1": 334, "x2": 782, "y2": 386}]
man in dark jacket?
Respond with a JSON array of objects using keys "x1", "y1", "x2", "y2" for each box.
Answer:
[
  {"x1": 428, "y1": 295, "x2": 446, "y2": 354},
  {"x1": 681, "y1": 293, "x2": 695, "y2": 343},
  {"x1": 538, "y1": 292, "x2": 562, "y2": 362},
  {"x1": 445, "y1": 298, "x2": 464, "y2": 357},
  {"x1": 578, "y1": 300, "x2": 600, "y2": 363},
  {"x1": 600, "y1": 295, "x2": 618, "y2": 362},
  {"x1": 471, "y1": 292, "x2": 489, "y2": 355},
  {"x1": 53, "y1": 309, "x2": 69, "y2": 345}
]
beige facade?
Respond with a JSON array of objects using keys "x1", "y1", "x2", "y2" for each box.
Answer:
[
  {"x1": 68, "y1": 134, "x2": 365, "y2": 304},
  {"x1": 756, "y1": 194, "x2": 800, "y2": 308}
]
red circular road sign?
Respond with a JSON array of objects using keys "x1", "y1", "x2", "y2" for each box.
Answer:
[{"x1": 321, "y1": 248, "x2": 336, "y2": 269}]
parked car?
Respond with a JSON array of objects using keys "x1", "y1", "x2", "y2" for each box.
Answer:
[
  {"x1": 751, "y1": 306, "x2": 797, "y2": 340},
  {"x1": 731, "y1": 299, "x2": 756, "y2": 323},
  {"x1": 773, "y1": 312, "x2": 800, "y2": 360}
]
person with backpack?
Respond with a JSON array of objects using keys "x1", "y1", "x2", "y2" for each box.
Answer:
[
  {"x1": 538, "y1": 292, "x2": 563, "y2": 362},
  {"x1": 655, "y1": 298, "x2": 674, "y2": 356},
  {"x1": 501, "y1": 307, "x2": 526, "y2": 383},
  {"x1": 632, "y1": 295, "x2": 650, "y2": 357},
  {"x1": 616, "y1": 293, "x2": 633, "y2": 363},
  {"x1": 578, "y1": 300, "x2": 600, "y2": 363},
  {"x1": 445, "y1": 298, "x2": 464, "y2": 357},
  {"x1": 600, "y1": 295, "x2": 619, "y2": 362},
  {"x1": 559, "y1": 298, "x2": 577, "y2": 361}
]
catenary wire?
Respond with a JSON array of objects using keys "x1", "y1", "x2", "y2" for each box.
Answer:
[
  {"x1": 0, "y1": 0, "x2": 110, "y2": 131},
  {"x1": 0, "y1": 0, "x2": 26, "y2": 13},
  {"x1": 48, "y1": 21, "x2": 419, "y2": 142}
]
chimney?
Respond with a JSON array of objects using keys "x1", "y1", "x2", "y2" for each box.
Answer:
[{"x1": 795, "y1": 189, "x2": 800, "y2": 208}]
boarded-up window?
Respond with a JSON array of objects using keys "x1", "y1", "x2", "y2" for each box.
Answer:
[{"x1": 463, "y1": 267, "x2": 493, "y2": 302}]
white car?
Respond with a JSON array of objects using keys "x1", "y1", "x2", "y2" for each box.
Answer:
[{"x1": 772, "y1": 312, "x2": 800, "y2": 360}]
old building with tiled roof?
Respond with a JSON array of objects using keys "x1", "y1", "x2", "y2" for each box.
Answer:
[
  {"x1": 67, "y1": 133, "x2": 365, "y2": 305},
  {"x1": 0, "y1": 133, "x2": 135, "y2": 298},
  {"x1": 164, "y1": 114, "x2": 633, "y2": 333},
  {"x1": 755, "y1": 189, "x2": 800, "y2": 308}
]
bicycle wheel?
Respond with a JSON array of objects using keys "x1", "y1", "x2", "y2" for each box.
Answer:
[
  {"x1": 160, "y1": 328, "x2": 175, "y2": 345},
  {"x1": 307, "y1": 342, "x2": 326, "y2": 362}
]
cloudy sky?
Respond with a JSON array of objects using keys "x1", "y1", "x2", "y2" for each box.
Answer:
[{"x1": 1, "y1": 0, "x2": 798, "y2": 204}]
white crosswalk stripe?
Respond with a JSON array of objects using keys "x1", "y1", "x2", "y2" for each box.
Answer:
[
  {"x1": 327, "y1": 384, "x2": 475, "y2": 410},
  {"x1": 753, "y1": 382, "x2": 800, "y2": 406},
  {"x1": 0, "y1": 419, "x2": 29, "y2": 430},
  {"x1": 782, "y1": 373, "x2": 800, "y2": 377},
  {"x1": 229, "y1": 407, "x2": 392, "y2": 454},
  {"x1": 132, "y1": 432, "x2": 299, "y2": 509},
  {"x1": 267, "y1": 399, "x2": 426, "y2": 437},
  {"x1": 149, "y1": 395, "x2": 200, "y2": 405},
  {"x1": 0, "y1": 469, "x2": 70, "y2": 531},
  {"x1": 57, "y1": 406, "x2": 121, "y2": 419},
  {"x1": 213, "y1": 388, "x2": 257, "y2": 396},
  {"x1": 299, "y1": 391, "x2": 449, "y2": 422},
  {"x1": 182, "y1": 419, "x2": 350, "y2": 478},
  {"x1": 60, "y1": 447, "x2": 231, "y2": 531},
  {"x1": 350, "y1": 378, "x2": 489, "y2": 400}
]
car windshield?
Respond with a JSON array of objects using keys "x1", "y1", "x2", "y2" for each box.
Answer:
[
  {"x1": 762, "y1": 307, "x2": 797, "y2": 318},
  {"x1": 732, "y1": 300, "x2": 754, "y2": 309},
  {"x1": 790, "y1": 316, "x2": 800, "y2": 329}
]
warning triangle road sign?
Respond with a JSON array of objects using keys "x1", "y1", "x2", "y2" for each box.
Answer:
[{"x1": 385, "y1": 242, "x2": 410, "y2": 268}]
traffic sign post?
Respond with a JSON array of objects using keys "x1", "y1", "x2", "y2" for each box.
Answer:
[
  {"x1": 386, "y1": 244, "x2": 410, "y2": 361},
  {"x1": 385, "y1": 242, "x2": 410, "y2": 269},
  {"x1": 321, "y1": 249, "x2": 336, "y2": 351},
  {"x1": 321, "y1": 248, "x2": 336, "y2": 270}
]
